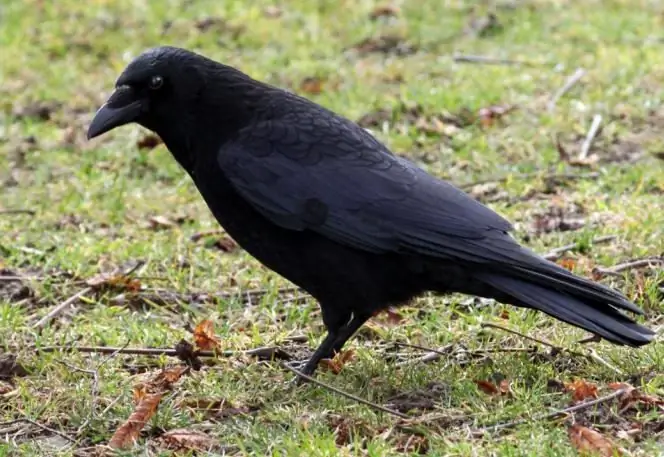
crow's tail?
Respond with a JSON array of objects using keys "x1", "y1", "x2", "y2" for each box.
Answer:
[{"x1": 474, "y1": 271, "x2": 655, "y2": 347}]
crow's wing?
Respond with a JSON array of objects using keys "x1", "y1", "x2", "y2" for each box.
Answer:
[{"x1": 218, "y1": 116, "x2": 528, "y2": 264}]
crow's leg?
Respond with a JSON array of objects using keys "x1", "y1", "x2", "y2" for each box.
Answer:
[
  {"x1": 297, "y1": 311, "x2": 372, "y2": 378},
  {"x1": 327, "y1": 312, "x2": 371, "y2": 357}
]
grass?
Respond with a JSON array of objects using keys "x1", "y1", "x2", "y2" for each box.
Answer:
[{"x1": 1, "y1": 0, "x2": 663, "y2": 455}]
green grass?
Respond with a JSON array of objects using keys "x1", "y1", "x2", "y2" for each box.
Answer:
[{"x1": 1, "y1": 0, "x2": 663, "y2": 455}]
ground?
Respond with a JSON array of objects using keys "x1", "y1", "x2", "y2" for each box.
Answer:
[{"x1": 0, "y1": 0, "x2": 663, "y2": 455}]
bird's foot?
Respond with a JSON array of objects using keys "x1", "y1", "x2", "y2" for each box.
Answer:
[{"x1": 285, "y1": 358, "x2": 318, "y2": 386}]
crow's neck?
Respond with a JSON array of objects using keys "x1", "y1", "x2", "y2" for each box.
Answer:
[{"x1": 162, "y1": 68, "x2": 275, "y2": 173}]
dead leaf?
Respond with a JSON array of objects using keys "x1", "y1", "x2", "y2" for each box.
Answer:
[
  {"x1": 393, "y1": 432, "x2": 429, "y2": 454},
  {"x1": 109, "y1": 392, "x2": 163, "y2": 449},
  {"x1": 193, "y1": 319, "x2": 221, "y2": 351},
  {"x1": 475, "y1": 380, "x2": 499, "y2": 395},
  {"x1": 350, "y1": 35, "x2": 416, "y2": 56},
  {"x1": 568, "y1": 424, "x2": 621, "y2": 457},
  {"x1": 156, "y1": 428, "x2": 217, "y2": 452},
  {"x1": 369, "y1": 5, "x2": 400, "y2": 20},
  {"x1": 478, "y1": 104, "x2": 516, "y2": 127},
  {"x1": 86, "y1": 272, "x2": 141, "y2": 292},
  {"x1": 565, "y1": 379, "x2": 598, "y2": 403},
  {"x1": 205, "y1": 236, "x2": 238, "y2": 253},
  {"x1": 557, "y1": 257, "x2": 578, "y2": 272},
  {"x1": 263, "y1": 5, "x2": 282, "y2": 18},
  {"x1": 299, "y1": 77, "x2": 325, "y2": 95},
  {"x1": 320, "y1": 349, "x2": 355, "y2": 374},
  {"x1": 136, "y1": 134, "x2": 162, "y2": 150},
  {"x1": 0, "y1": 354, "x2": 29, "y2": 379},
  {"x1": 608, "y1": 382, "x2": 664, "y2": 412},
  {"x1": 147, "y1": 215, "x2": 175, "y2": 230}
]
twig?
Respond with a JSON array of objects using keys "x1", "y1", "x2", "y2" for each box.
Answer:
[
  {"x1": 33, "y1": 287, "x2": 92, "y2": 329},
  {"x1": 0, "y1": 209, "x2": 36, "y2": 215},
  {"x1": 452, "y1": 53, "x2": 538, "y2": 66},
  {"x1": 548, "y1": 67, "x2": 586, "y2": 111},
  {"x1": 472, "y1": 387, "x2": 630, "y2": 435},
  {"x1": 543, "y1": 235, "x2": 616, "y2": 261},
  {"x1": 281, "y1": 362, "x2": 409, "y2": 419},
  {"x1": 189, "y1": 229, "x2": 225, "y2": 242},
  {"x1": 392, "y1": 342, "x2": 456, "y2": 366},
  {"x1": 33, "y1": 263, "x2": 144, "y2": 329},
  {"x1": 482, "y1": 323, "x2": 623, "y2": 375},
  {"x1": 36, "y1": 345, "x2": 291, "y2": 360},
  {"x1": 579, "y1": 114, "x2": 603, "y2": 160},
  {"x1": 459, "y1": 171, "x2": 599, "y2": 190},
  {"x1": 594, "y1": 257, "x2": 664, "y2": 277},
  {"x1": 0, "y1": 417, "x2": 76, "y2": 443}
]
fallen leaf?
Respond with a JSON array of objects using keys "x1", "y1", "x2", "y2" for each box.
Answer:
[
  {"x1": 156, "y1": 428, "x2": 217, "y2": 452},
  {"x1": 568, "y1": 424, "x2": 621, "y2": 457},
  {"x1": 109, "y1": 392, "x2": 163, "y2": 449},
  {"x1": 0, "y1": 354, "x2": 29, "y2": 379},
  {"x1": 86, "y1": 272, "x2": 141, "y2": 292},
  {"x1": 320, "y1": 349, "x2": 355, "y2": 374},
  {"x1": 393, "y1": 432, "x2": 429, "y2": 454},
  {"x1": 475, "y1": 380, "x2": 499, "y2": 395},
  {"x1": 608, "y1": 382, "x2": 664, "y2": 412},
  {"x1": 136, "y1": 134, "x2": 162, "y2": 150},
  {"x1": 565, "y1": 379, "x2": 598, "y2": 403},
  {"x1": 369, "y1": 5, "x2": 400, "y2": 20},
  {"x1": 478, "y1": 104, "x2": 516, "y2": 127},
  {"x1": 299, "y1": 77, "x2": 325, "y2": 95},
  {"x1": 557, "y1": 257, "x2": 578, "y2": 272},
  {"x1": 193, "y1": 319, "x2": 221, "y2": 351},
  {"x1": 205, "y1": 236, "x2": 238, "y2": 253},
  {"x1": 263, "y1": 5, "x2": 282, "y2": 18},
  {"x1": 147, "y1": 215, "x2": 175, "y2": 229}
]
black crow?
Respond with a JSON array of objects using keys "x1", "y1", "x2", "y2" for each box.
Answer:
[{"x1": 88, "y1": 46, "x2": 654, "y2": 376}]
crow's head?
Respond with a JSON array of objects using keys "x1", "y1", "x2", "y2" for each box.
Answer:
[{"x1": 87, "y1": 46, "x2": 210, "y2": 141}]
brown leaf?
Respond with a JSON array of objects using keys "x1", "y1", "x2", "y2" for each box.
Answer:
[
  {"x1": 565, "y1": 379, "x2": 598, "y2": 403},
  {"x1": 0, "y1": 354, "x2": 29, "y2": 379},
  {"x1": 475, "y1": 380, "x2": 499, "y2": 395},
  {"x1": 263, "y1": 5, "x2": 282, "y2": 18},
  {"x1": 568, "y1": 424, "x2": 621, "y2": 457},
  {"x1": 147, "y1": 215, "x2": 175, "y2": 230},
  {"x1": 393, "y1": 432, "x2": 429, "y2": 454},
  {"x1": 478, "y1": 104, "x2": 516, "y2": 127},
  {"x1": 608, "y1": 382, "x2": 664, "y2": 412},
  {"x1": 206, "y1": 236, "x2": 238, "y2": 253},
  {"x1": 557, "y1": 257, "x2": 578, "y2": 272},
  {"x1": 109, "y1": 392, "x2": 163, "y2": 449},
  {"x1": 193, "y1": 319, "x2": 221, "y2": 351},
  {"x1": 86, "y1": 272, "x2": 141, "y2": 292},
  {"x1": 156, "y1": 428, "x2": 217, "y2": 452},
  {"x1": 369, "y1": 5, "x2": 400, "y2": 20},
  {"x1": 299, "y1": 77, "x2": 325, "y2": 95},
  {"x1": 136, "y1": 134, "x2": 162, "y2": 150},
  {"x1": 320, "y1": 349, "x2": 355, "y2": 374}
]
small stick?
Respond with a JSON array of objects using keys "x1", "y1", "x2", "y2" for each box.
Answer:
[
  {"x1": 281, "y1": 362, "x2": 409, "y2": 419},
  {"x1": 36, "y1": 345, "x2": 290, "y2": 360},
  {"x1": 482, "y1": 323, "x2": 623, "y2": 375},
  {"x1": 459, "y1": 171, "x2": 599, "y2": 190},
  {"x1": 189, "y1": 229, "x2": 225, "y2": 242},
  {"x1": 548, "y1": 67, "x2": 586, "y2": 111},
  {"x1": 578, "y1": 114, "x2": 602, "y2": 160},
  {"x1": 472, "y1": 387, "x2": 630, "y2": 435},
  {"x1": 0, "y1": 418, "x2": 76, "y2": 443},
  {"x1": 452, "y1": 53, "x2": 537, "y2": 66},
  {"x1": 0, "y1": 209, "x2": 36, "y2": 215},
  {"x1": 392, "y1": 342, "x2": 456, "y2": 367},
  {"x1": 542, "y1": 235, "x2": 616, "y2": 261},
  {"x1": 33, "y1": 287, "x2": 92, "y2": 329},
  {"x1": 33, "y1": 263, "x2": 144, "y2": 329},
  {"x1": 594, "y1": 258, "x2": 664, "y2": 277}
]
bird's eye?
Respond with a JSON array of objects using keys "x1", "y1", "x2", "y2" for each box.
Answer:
[{"x1": 149, "y1": 75, "x2": 164, "y2": 90}]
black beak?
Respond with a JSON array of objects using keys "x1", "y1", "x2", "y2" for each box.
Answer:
[{"x1": 87, "y1": 86, "x2": 145, "y2": 140}]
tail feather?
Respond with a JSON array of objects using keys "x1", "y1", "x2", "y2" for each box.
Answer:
[{"x1": 476, "y1": 272, "x2": 655, "y2": 347}]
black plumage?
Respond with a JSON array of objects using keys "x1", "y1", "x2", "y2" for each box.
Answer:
[{"x1": 88, "y1": 46, "x2": 654, "y2": 376}]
